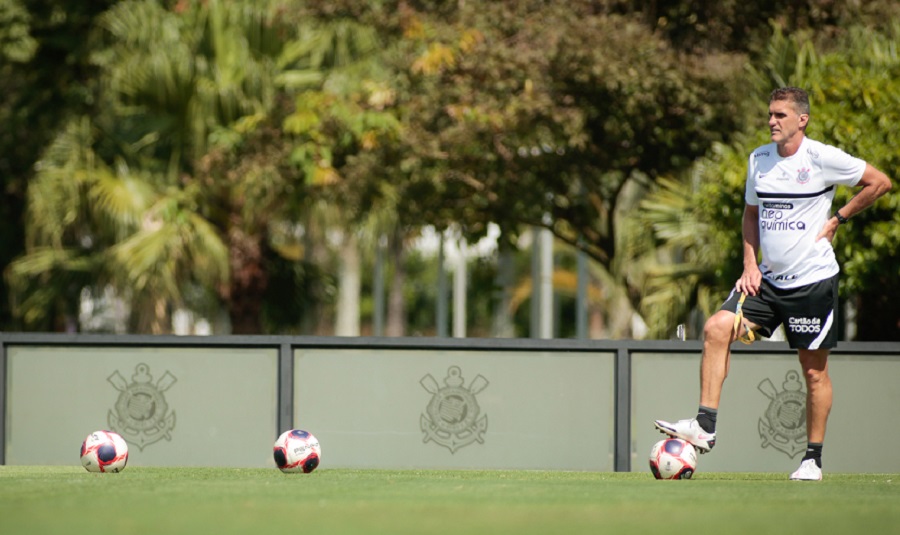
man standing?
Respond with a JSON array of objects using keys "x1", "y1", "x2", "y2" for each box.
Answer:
[{"x1": 654, "y1": 87, "x2": 892, "y2": 480}]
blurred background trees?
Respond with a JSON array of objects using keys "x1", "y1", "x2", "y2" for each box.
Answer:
[{"x1": 2, "y1": 0, "x2": 898, "y2": 339}]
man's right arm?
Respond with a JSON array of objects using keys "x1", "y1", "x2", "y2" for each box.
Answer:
[{"x1": 737, "y1": 204, "x2": 762, "y2": 296}]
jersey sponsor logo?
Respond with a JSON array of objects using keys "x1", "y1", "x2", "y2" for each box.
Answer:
[
  {"x1": 788, "y1": 316, "x2": 821, "y2": 333},
  {"x1": 760, "y1": 207, "x2": 806, "y2": 231},
  {"x1": 796, "y1": 167, "x2": 811, "y2": 184},
  {"x1": 761, "y1": 219, "x2": 807, "y2": 231},
  {"x1": 753, "y1": 151, "x2": 770, "y2": 158},
  {"x1": 764, "y1": 271, "x2": 799, "y2": 282},
  {"x1": 807, "y1": 147, "x2": 819, "y2": 159}
]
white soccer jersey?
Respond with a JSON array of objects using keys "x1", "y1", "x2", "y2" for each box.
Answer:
[{"x1": 745, "y1": 137, "x2": 866, "y2": 289}]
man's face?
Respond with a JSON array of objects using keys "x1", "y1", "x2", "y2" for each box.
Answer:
[{"x1": 768, "y1": 99, "x2": 808, "y2": 146}]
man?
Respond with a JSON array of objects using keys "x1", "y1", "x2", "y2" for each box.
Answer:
[{"x1": 654, "y1": 87, "x2": 892, "y2": 480}]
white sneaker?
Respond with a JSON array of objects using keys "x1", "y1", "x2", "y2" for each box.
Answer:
[
  {"x1": 654, "y1": 418, "x2": 716, "y2": 453},
  {"x1": 790, "y1": 459, "x2": 823, "y2": 481}
]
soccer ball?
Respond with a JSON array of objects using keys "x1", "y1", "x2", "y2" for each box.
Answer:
[
  {"x1": 649, "y1": 438, "x2": 697, "y2": 480},
  {"x1": 80, "y1": 430, "x2": 129, "y2": 473},
  {"x1": 273, "y1": 429, "x2": 321, "y2": 474}
]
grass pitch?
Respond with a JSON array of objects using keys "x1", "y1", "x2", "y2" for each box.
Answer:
[{"x1": 1, "y1": 467, "x2": 898, "y2": 535}]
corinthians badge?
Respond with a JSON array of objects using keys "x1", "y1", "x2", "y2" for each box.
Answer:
[
  {"x1": 108, "y1": 363, "x2": 177, "y2": 451},
  {"x1": 420, "y1": 366, "x2": 488, "y2": 453},
  {"x1": 758, "y1": 370, "x2": 806, "y2": 458}
]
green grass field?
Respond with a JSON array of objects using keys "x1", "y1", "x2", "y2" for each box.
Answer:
[{"x1": 2, "y1": 466, "x2": 898, "y2": 535}]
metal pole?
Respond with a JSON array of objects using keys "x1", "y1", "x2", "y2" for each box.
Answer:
[
  {"x1": 614, "y1": 347, "x2": 631, "y2": 472},
  {"x1": 452, "y1": 237, "x2": 467, "y2": 338},
  {"x1": 538, "y1": 227, "x2": 553, "y2": 339},
  {"x1": 437, "y1": 231, "x2": 448, "y2": 337},
  {"x1": 530, "y1": 227, "x2": 540, "y2": 338},
  {"x1": 576, "y1": 245, "x2": 588, "y2": 339},
  {"x1": 373, "y1": 235, "x2": 385, "y2": 336},
  {"x1": 0, "y1": 339, "x2": 5, "y2": 465},
  {"x1": 277, "y1": 342, "x2": 294, "y2": 435}
]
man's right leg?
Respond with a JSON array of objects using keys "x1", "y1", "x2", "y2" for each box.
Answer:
[
  {"x1": 654, "y1": 310, "x2": 741, "y2": 453},
  {"x1": 700, "y1": 310, "x2": 741, "y2": 408},
  {"x1": 790, "y1": 349, "x2": 831, "y2": 481}
]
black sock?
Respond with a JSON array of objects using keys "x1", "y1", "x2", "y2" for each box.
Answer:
[
  {"x1": 803, "y1": 443, "x2": 823, "y2": 468},
  {"x1": 696, "y1": 406, "x2": 717, "y2": 433}
]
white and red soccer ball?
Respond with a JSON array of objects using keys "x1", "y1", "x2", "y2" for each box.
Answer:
[
  {"x1": 649, "y1": 438, "x2": 698, "y2": 480},
  {"x1": 273, "y1": 429, "x2": 321, "y2": 474},
  {"x1": 80, "y1": 430, "x2": 129, "y2": 473}
]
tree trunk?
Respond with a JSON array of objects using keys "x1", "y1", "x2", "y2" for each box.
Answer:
[
  {"x1": 385, "y1": 229, "x2": 406, "y2": 337},
  {"x1": 335, "y1": 231, "x2": 361, "y2": 336},
  {"x1": 491, "y1": 242, "x2": 515, "y2": 338},
  {"x1": 225, "y1": 225, "x2": 267, "y2": 334}
]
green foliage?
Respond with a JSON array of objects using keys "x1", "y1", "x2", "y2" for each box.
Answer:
[
  {"x1": 805, "y1": 25, "x2": 900, "y2": 338},
  {"x1": 809, "y1": 27, "x2": 900, "y2": 297},
  {"x1": 360, "y1": 0, "x2": 746, "y2": 268},
  {"x1": 283, "y1": 88, "x2": 401, "y2": 192},
  {"x1": 7, "y1": 117, "x2": 152, "y2": 329},
  {"x1": 0, "y1": 0, "x2": 37, "y2": 62},
  {"x1": 610, "y1": 0, "x2": 900, "y2": 54},
  {"x1": 0, "y1": 0, "x2": 120, "y2": 329},
  {"x1": 92, "y1": 0, "x2": 300, "y2": 172},
  {"x1": 6, "y1": 0, "x2": 900, "y2": 336},
  {"x1": 649, "y1": 22, "x2": 900, "y2": 339}
]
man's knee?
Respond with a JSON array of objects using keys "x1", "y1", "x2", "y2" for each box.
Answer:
[
  {"x1": 704, "y1": 311, "x2": 736, "y2": 342},
  {"x1": 798, "y1": 350, "x2": 830, "y2": 384}
]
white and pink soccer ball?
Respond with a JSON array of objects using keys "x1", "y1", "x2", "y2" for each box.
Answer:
[
  {"x1": 80, "y1": 430, "x2": 129, "y2": 473},
  {"x1": 649, "y1": 438, "x2": 698, "y2": 480},
  {"x1": 273, "y1": 429, "x2": 321, "y2": 474}
]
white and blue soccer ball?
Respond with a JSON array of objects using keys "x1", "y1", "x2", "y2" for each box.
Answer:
[
  {"x1": 80, "y1": 430, "x2": 129, "y2": 473},
  {"x1": 649, "y1": 438, "x2": 697, "y2": 480},
  {"x1": 273, "y1": 429, "x2": 321, "y2": 474}
]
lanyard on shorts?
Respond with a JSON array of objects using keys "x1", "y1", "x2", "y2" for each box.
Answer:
[{"x1": 733, "y1": 293, "x2": 756, "y2": 345}]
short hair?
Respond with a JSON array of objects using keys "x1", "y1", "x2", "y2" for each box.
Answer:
[{"x1": 770, "y1": 87, "x2": 810, "y2": 116}]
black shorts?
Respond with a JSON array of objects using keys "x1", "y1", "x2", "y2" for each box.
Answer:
[{"x1": 720, "y1": 274, "x2": 839, "y2": 350}]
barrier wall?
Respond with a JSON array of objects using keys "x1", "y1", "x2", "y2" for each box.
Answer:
[
  {"x1": 293, "y1": 348, "x2": 615, "y2": 470},
  {"x1": 1, "y1": 334, "x2": 897, "y2": 472},
  {"x1": 631, "y1": 351, "x2": 900, "y2": 474},
  {"x1": 5, "y1": 344, "x2": 278, "y2": 467}
]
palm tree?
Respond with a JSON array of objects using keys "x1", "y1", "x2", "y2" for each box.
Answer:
[
  {"x1": 624, "y1": 174, "x2": 730, "y2": 339},
  {"x1": 10, "y1": 0, "x2": 391, "y2": 333},
  {"x1": 10, "y1": 0, "x2": 289, "y2": 332},
  {"x1": 7, "y1": 117, "x2": 158, "y2": 330},
  {"x1": 7, "y1": 105, "x2": 236, "y2": 332}
]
